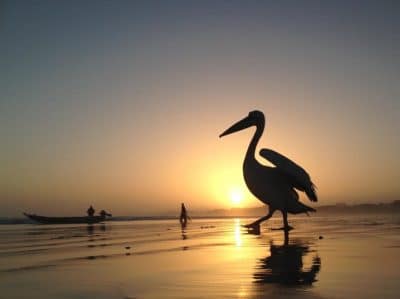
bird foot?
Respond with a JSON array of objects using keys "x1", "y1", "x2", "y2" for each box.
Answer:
[
  {"x1": 242, "y1": 223, "x2": 261, "y2": 235},
  {"x1": 284, "y1": 225, "x2": 294, "y2": 231}
]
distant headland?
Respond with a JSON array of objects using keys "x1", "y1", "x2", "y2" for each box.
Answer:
[{"x1": 189, "y1": 200, "x2": 400, "y2": 218}]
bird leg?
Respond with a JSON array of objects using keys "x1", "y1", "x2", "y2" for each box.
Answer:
[
  {"x1": 280, "y1": 211, "x2": 293, "y2": 231},
  {"x1": 243, "y1": 209, "x2": 274, "y2": 232}
]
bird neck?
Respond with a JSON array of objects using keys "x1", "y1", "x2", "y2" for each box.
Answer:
[{"x1": 245, "y1": 122, "x2": 264, "y2": 164}]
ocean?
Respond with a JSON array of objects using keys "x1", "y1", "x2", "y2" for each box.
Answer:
[{"x1": 0, "y1": 214, "x2": 399, "y2": 298}]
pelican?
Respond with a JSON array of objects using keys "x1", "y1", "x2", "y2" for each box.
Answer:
[{"x1": 219, "y1": 110, "x2": 317, "y2": 232}]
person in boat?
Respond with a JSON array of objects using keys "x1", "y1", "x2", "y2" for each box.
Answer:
[
  {"x1": 87, "y1": 205, "x2": 95, "y2": 217},
  {"x1": 180, "y1": 203, "x2": 189, "y2": 225},
  {"x1": 99, "y1": 210, "x2": 112, "y2": 218}
]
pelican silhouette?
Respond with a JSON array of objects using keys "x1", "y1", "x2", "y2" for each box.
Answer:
[{"x1": 220, "y1": 110, "x2": 317, "y2": 231}]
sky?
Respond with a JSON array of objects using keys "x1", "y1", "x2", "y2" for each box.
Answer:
[{"x1": 1, "y1": 1, "x2": 399, "y2": 216}]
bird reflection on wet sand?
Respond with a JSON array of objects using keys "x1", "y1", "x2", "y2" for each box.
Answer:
[{"x1": 254, "y1": 232, "x2": 321, "y2": 286}]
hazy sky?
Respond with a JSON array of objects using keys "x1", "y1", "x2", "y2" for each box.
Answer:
[{"x1": 1, "y1": 1, "x2": 399, "y2": 216}]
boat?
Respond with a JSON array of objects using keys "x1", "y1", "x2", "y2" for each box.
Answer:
[{"x1": 23, "y1": 213, "x2": 109, "y2": 224}]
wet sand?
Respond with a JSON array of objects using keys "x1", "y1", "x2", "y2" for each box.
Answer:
[{"x1": 0, "y1": 214, "x2": 399, "y2": 298}]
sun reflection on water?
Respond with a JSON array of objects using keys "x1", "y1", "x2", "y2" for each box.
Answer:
[{"x1": 234, "y1": 218, "x2": 242, "y2": 247}]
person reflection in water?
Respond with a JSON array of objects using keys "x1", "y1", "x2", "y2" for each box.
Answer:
[
  {"x1": 87, "y1": 205, "x2": 95, "y2": 217},
  {"x1": 254, "y1": 235, "x2": 321, "y2": 286}
]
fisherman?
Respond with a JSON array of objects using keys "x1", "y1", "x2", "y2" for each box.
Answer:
[
  {"x1": 87, "y1": 205, "x2": 95, "y2": 217},
  {"x1": 99, "y1": 209, "x2": 112, "y2": 218},
  {"x1": 180, "y1": 203, "x2": 188, "y2": 225}
]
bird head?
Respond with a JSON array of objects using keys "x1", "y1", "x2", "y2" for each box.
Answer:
[{"x1": 219, "y1": 110, "x2": 265, "y2": 138}]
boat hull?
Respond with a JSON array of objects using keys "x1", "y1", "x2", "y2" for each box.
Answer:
[{"x1": 24, "y1": 213, "x2": 106, "y2": 224}]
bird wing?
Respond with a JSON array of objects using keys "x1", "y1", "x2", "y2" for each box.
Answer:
[{"x1": 259, "y1": 148, "x2": 318, "y2": 202}]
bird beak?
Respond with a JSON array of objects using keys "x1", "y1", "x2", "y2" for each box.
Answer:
[{"x1": 219, "y1": 115, "x2": 253, "y2": 138}]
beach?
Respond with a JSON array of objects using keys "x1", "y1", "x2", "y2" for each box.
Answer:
[{"x1": 0, "y1": 214, "x2": 399, "y2": 299}]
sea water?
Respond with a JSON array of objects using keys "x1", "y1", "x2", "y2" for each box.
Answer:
[{"x1": 0, "y1": 214, "x2": 399, "y2": 299}]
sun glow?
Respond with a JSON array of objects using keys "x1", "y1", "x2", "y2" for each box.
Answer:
[{"x1": 229, "y1": 188, "x2": 244, "y2": 206}]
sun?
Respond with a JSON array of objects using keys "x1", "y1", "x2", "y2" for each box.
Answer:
[{"x1": 229, "y1": 188, "x2": 244, "y2": 206}]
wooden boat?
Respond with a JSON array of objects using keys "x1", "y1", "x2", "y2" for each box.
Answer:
[{"x1": 23, "y1": 213, "x2": 108, "y2": 224}]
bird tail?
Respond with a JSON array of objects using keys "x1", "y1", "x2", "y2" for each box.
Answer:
[
  {"x1": 305, "y1": 205, "x2": 316, "y2": 213},
  {"x1": 302, "y1": 202, "x2": 316, "y2": 213},
  {"x1": 306, "y1": 182, "x2": 318, "y2": 202},
  {"x1": 290, "y1": 201, "x2": 316, "y2": 214}
]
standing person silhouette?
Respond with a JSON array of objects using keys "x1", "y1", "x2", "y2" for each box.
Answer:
[
  {"x1": 87, "y1": 205, "x2": 95, "y2": 217},
  {"x1": 180, "y1": 203, "x2": 188, "y2": 226}
]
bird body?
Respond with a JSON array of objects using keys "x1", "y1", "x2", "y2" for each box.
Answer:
[
  {"x1": 220, "y1": 110, "x2": 317, "y2": 230},
  {"x1": 259, "y1": 148, "x2": 317, "y2": 202}
]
